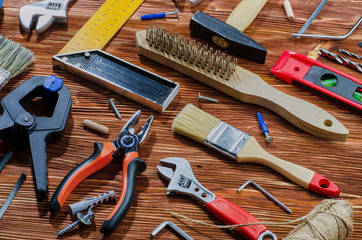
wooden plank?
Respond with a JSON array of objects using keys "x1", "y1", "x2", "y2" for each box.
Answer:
[{"x1": 0, "y1": 0, "x2": 361, "y2": 239}]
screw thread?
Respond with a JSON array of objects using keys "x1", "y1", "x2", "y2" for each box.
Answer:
[
  {"x1": 57, "y1": 220, "x2": 81, "y2": 236},
  {"x1": 56, "y1": 211, "x2": 94, "y2": 237}
]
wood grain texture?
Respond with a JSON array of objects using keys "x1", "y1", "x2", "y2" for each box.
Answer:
[{"x1": 0, "y1": 0, "x2": 361, "y2": 239}]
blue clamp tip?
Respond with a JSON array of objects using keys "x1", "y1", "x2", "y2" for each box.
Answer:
[{"x1": 43, "y1": 75, "x2": 63, "y2": 92}]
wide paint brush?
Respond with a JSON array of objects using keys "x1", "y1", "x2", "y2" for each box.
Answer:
[
  {"x1": 0, "y1": 35, "x2": 34, "y2": 90},
  {"x1": 135, "y1": 26, "x2": 349, "y2": 141},
  {"x1": 172, "y1": 104, "x2": 340, "y2": 197}
]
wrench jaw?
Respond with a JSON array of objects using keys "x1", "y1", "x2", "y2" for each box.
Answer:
[
  {"x1": 19, "y1": 0, "x2": 69, "y2": 34},
  {"x1": 158, "y1": 157, "x2": 216, "y2": 204},
  {"x1": 34, "y1": 15, "x2": 57, "y2": 34}
]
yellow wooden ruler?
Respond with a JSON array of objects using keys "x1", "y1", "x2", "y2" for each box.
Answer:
[{"x1": 58, "y1": 0, "x2": 144, "y2": 54}]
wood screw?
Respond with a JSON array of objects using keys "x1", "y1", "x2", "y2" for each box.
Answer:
[{"x1": 57, "y1": 209, "x2": 95, "y2": 237}]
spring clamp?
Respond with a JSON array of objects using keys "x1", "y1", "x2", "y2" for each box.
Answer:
[{"x1": 0, "y1": 76, "x2": 72, "y2": 200}]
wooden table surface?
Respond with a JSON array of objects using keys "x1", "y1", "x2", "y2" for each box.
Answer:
[{"x1": 0, "y1": 0, "x2": 361, "y2": 239}]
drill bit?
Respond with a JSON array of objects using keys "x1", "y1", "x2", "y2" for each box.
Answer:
[
  {"x1": 319, "y1": 48, "x2": 362, "y2": 73},
  {"x1": 338, "y1": 49, "x2": 362, "y2": 60}
]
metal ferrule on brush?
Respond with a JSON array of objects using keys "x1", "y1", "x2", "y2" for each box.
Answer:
[
  {"x1": 0, "y1": 68, "x2": 11, "y2": 90},
  {"x1": 205, "y1": 121, "x2": 250, "y2": 159}
]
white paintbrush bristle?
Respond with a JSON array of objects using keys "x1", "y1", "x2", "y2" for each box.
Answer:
[
  {"x1": 172, "y1": 104, "x2": 220, "y2": 143},
  {"x1": 0, "y1": 35, "x2": 34, "y2": 88}
]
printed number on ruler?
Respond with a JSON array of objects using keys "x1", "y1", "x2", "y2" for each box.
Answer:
[{"x1": 59, "y1": 0, "x2": 144, "y2": 54}]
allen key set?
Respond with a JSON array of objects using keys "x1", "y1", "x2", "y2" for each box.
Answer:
[{"x1": 0, "y1": 0, "x2": 360, "y2": 239}]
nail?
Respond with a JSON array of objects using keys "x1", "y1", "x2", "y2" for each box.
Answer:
[
  {"x1": 108, "y1": 98, "x2": 122, "y2": 119},
  {"x1": 197, "y1": 92, "x2": 219, "y2": 103}
]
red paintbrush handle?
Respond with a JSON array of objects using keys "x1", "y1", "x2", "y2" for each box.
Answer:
[
  {"x1": 308, "y1": 172, "x2": 340, "y2": 197},
  {"x1": 206, "y1": 195, "x2": 270, "y2": 240}
]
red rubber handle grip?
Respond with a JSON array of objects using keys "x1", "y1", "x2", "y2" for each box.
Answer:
[{"x1": 206, "y1": 195, "x2": 268, "y2": 240}]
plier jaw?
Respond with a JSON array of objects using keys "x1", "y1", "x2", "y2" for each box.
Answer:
[
  {"x1": 113, "y1": 110, "x2": 154, "y2": 155},
  {"x1": 49, "y1": 110, "x2": 153, "y2": 234}
]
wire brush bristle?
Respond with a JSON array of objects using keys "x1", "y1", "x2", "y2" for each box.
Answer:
[
  {"x1": 172, "y1": 104, "x2": 220, "y2": 143},
  {"x1": 0, "y1": 35, "x2": 34, "y2": 77}
]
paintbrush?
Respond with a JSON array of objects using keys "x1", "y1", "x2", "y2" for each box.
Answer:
[
  {"x1": 135, "y1": 26, "x2": 349, "y2": 141},
  {"x1": 0, "y1": 35, "x2": 34, "y2": 90},
  {"x1": 172, "y1": 104, "x2": 340, "y2": 197}
]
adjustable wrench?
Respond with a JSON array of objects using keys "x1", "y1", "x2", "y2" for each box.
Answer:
[
  {"x1": 157, "y1": 157, "x2": 277, "y2": 240},
  {"x1": 19, "y1": 0, "x2": 70, "y2": 33}
]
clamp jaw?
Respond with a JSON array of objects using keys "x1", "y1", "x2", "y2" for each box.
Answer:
[
  {"x1": 0, "y1": 76, "x2": 72, "y2": 200},
  {"x1": 19, "y1": 0, "x2": 70, "y2": 33}
]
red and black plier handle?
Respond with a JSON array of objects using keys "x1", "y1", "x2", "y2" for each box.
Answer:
[{"x1": 49, "y1": 141, "x2": 147, "y2": 234}]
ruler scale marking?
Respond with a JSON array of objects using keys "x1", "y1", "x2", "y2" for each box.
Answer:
[{"x1": 59, "y1": 0, "x2": 143, "y2": 54}]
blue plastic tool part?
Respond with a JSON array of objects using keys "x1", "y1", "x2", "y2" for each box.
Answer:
[
  {"x1": 0, "y1": 0, "x2": 3, "y2": 9},
  {"x1": 257, "y1": 112, "x2": 269, "y2": 134},
  {"x1": 141, "y1": 12, "x2": 166, "y2": 20},
  {"x1": 43, "y1": 75, "x2": 63, "y2": 92}
]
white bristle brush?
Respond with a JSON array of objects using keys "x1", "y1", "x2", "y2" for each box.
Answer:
[
  {"x1": 172, "y1": 104, "x2": 340, "y2": 197},
  {"x1": 0, "y1": 35, "x2": 34, "y2": 90}
]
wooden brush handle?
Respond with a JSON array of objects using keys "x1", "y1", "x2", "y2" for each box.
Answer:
[
  {"x1": 236, "y1": 137, "x2": 340, "y2": 197},
  {"x1": 228, "y1": 67, "x2": 349, "y2": 141},
  {"x1": 226, "y1": 0, "x2": 269, "y2": 32},
  {"x1": 135, "y1": 30, "x2": 348, "y2": 141}
]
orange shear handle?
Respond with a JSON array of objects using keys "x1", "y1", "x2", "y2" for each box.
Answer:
[{"x1": 49, "y1": 142, "x2": 115, "y2": 214}]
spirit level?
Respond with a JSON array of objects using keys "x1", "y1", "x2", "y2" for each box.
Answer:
[{"x1": 271, "y1": 51, "x2": 362, "y2": 116}]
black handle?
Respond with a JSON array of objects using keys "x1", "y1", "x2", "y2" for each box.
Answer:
[
  {"x1": 100, "y1": 152, "x2": 146, "y2": 234},
  {"x1": 28, "y1": 132, "x2": 48, "y2": 200},
  {"x1": 189, "y1": 11, "x2": 267, "y2": 63}
]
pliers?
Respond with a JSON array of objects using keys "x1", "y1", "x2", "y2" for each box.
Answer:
[{"x1": 49, "y1": 110, "x2": 153, "y2": 234}]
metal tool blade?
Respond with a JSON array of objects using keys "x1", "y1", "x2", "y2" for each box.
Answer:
[
  {"x1": 157, "y1": 165, "x2": 174, "y2": 181},
  {"x1": 0, "y1": 151, "x2": 13, "y2": 173},
  {"x1": 0, "y1": 173, "x2": 26, "y2": 220},
  {"x1": 297, "y1": 0, "x2": 328, "y2": 34}
]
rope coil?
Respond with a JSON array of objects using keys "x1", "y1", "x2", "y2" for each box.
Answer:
[{"x1": 171, "y1": 199, "x2": 353, "y2": 240}]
